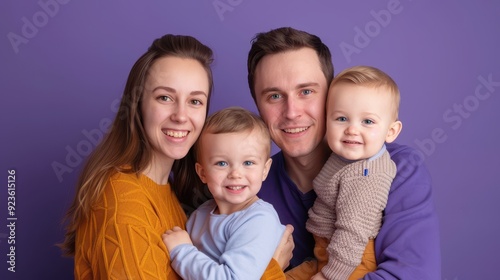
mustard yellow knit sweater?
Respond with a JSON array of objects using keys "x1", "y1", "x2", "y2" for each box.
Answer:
[{"x1": 74, "y1": 172, "x2": 284, "y2": 280}]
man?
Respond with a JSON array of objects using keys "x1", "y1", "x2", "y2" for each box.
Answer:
[{"x1": 247, "y1": 27, "x2": 441, "y2": 279}]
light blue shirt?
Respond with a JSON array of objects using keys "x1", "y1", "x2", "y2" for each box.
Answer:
[{"x1": 169, "y1": 199, "x2": 286, "y2": 280}]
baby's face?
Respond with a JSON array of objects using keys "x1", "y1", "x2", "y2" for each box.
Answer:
[
  {"x1": 195, "y1": 129, "x2": 272, "y2": 214},
  {"x1": 326, "y1": 83, "x2": 400, "y2": 160}
]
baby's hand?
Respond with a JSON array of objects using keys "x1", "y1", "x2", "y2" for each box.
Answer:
[
  {"x1": 162, "y1": 226, "x2": 192, "y2": 252},
  {"x1": 310, "y1": 272, "x2": 328, "y2": 280}
]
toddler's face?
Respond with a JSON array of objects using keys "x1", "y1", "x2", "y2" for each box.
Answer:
[
  {"x1": 195, "y1": 129, "x2": 272, "y2": 214},
  {"x1": 326, "y1": 83, "x2": 400, "y2": 160}
]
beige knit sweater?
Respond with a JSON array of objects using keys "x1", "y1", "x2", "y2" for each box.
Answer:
[{"x1": 306, "y1": 149, "x2": 396, "y2": 279}]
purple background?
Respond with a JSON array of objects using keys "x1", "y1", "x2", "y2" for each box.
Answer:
[{"x1": 1, "y1": 1, "x2": 499, "y2": 279}]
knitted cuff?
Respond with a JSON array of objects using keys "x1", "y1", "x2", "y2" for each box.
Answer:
[
  {"x1": 321, "y1": 258, "x2": 356, "y2": 280},
  {"x1": 260, "y1": 259, "x2": 286, "y2": 280}
]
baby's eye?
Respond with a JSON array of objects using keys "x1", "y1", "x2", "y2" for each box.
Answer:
[
  {"x1": 336, "y1": 117, "x2": 347, "y2": 122},
  {"x1": 216, "y1": 161, "x2": 228, "y2": 167},
  {"x1": 243, "y1": 161, "x2": 254, "y2": 166},
  {"x1": 363, "y1": 119, "x2": 374, "y2": 125}
]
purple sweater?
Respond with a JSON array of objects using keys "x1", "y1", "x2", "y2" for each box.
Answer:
[{"x1": 257, "y1": 142, "x2": 441, "y2": 279}]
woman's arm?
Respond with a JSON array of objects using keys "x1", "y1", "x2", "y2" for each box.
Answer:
[{"x1": 75, "y1": 176, "x2": 183, "y2": 280}]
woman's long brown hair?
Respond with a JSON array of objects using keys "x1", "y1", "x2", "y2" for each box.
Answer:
[{"x1": 59, "y1": 34, "x2": 214, "y2": 256}]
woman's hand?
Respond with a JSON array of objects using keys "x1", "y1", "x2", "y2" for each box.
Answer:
[
  {"x1": 273, "y1": 224, "x2": 295, "y2": 270},
  {"x1": 162, "y1": 226, "x2": 193, "y2": 252}
]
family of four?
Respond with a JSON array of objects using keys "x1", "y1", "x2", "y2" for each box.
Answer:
[{"x1": 60, "y1": 27, "x2": 441, "y2": 279}]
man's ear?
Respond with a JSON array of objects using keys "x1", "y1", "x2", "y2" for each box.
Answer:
[
  {"x1": 386, "y1": 120, "x2": 403, "y2": 143},
  {"x1": 195, "y1": 162, "x2": 207, "y2": 183},
  {"x1": 262, "y1": 158, "x2": 273, "y2": 181}
]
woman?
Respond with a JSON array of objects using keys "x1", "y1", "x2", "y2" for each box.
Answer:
[{"x1": 60, "y1": 34, "x2": 291, "y2": 279}]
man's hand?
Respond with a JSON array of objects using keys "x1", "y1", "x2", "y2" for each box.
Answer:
[
  {"x1": 273, "y1": 224, "x2": 295, "y2": 270},
  {"x1": 162, "y1": 226, "x2": 193, "y2": 252}
]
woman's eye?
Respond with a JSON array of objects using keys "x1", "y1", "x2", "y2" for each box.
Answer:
[
  {"x1": 191, "y1": 99, "x2": 203, "y2": 105},
  {"x1": 159, "y1": 96, "x2": 172, "y2": 102}
]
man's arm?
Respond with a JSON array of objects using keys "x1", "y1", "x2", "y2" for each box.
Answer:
[{"x1": 364, "y1": 143, "x2": 441, "y2": 279}]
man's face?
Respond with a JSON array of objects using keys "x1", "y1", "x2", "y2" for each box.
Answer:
[{"x1": 253, "y1": 48, "x2": 328, "y2": 159}]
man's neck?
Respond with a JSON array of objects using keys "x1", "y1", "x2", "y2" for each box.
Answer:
[{"x1": 283, "y1": 141, "x2": 330, "y2": 194}]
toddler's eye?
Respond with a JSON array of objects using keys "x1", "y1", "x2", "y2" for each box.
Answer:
[
  {"x1": 336, "y1": 117, "x2": 347, "y2": 122},
  {"x1": 216, "y1": 161, "x2": 228, "y2": 167},
  {"x1": 243, "y1": 161, "x2": 254, "y2": 166}
]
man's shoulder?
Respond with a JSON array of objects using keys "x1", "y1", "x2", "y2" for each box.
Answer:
[{"x1": 386, "y1": 142, "x2": 415, "y2": 158}]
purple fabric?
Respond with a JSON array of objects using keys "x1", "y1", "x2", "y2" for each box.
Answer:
[
  {"x1": 259, "y1": 143, "x2": 441, "y2": 279},
  {"x1": 258, "y1": 152, "x2": 317, "y2": 268}
]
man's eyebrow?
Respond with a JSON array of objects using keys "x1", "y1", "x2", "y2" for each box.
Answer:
[
  {"x1": 296, "y1": 82, "x2": 320, "y2": 89},
  {"x1": 260, "y1": 82, "x2": 321, "y2": 95},
  {"x1": 260, "y1": 87, "x2": 281, "y2": 95}
]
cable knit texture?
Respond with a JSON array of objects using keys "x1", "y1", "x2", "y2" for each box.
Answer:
[
  {"x1": 74, "y1": 172, "x2": 187, "y2": 280},
  {"x1": 306, "y1": 151, "x2": 396, "y2": 279}
]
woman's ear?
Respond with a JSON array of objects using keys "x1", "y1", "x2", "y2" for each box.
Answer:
[
  {"x1": 195, "y1": 162, "x2": 207, "y2": 183},
  {"x1": 386, "y1": 120, "x2": 403, "y2": 143}
]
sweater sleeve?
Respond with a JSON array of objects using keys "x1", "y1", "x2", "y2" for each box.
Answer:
[
  {"x1": 93, "y1": 222, "x2": 174, "y2": 279},
  {"x1": 322, "y1": 171, "x2": 392, "y2": 279},
  {"x1": 261, "y1": 259, "x2": 286, "y2": 280},
  {"x1": 169, "y1": 207, "x2": 285, "y2": 280},
  {"x1": 362, "y1": 144, "x2": 441, "y2": 280},
  {"x1": 74, "y1": 175, "x2": 183, "y2": 280}
]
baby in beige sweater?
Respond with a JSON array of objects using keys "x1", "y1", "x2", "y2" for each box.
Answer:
[{"x1": 307, "y1": 65, "x2": 403, "y2": 280}]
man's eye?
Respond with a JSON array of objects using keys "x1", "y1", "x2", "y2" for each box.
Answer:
[
  {"x1": 270, "y1": 93, "x2": 281, "y2": 100},
  {"x1": 301, "y1": 89, "x2": 312, "y2": 95}
]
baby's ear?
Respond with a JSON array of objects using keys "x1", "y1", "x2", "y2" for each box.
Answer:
[
  {"x1": 195, "y1": 162, "x2": 207, "y2": 183},
  {"x1": 262, "y1": 158, "x2": 273, "y2": 181},
  {"x1": 386, "y1": 120, "x2": 403, "y2": 143}
]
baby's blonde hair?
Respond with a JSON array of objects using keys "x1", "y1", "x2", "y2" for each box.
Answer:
[
  {"x1": 329, "y1": 66, "x2": 400, "y2": 120},
  {"x1": 195, "y1": 107, "x2": 272, "y2": 160}
]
